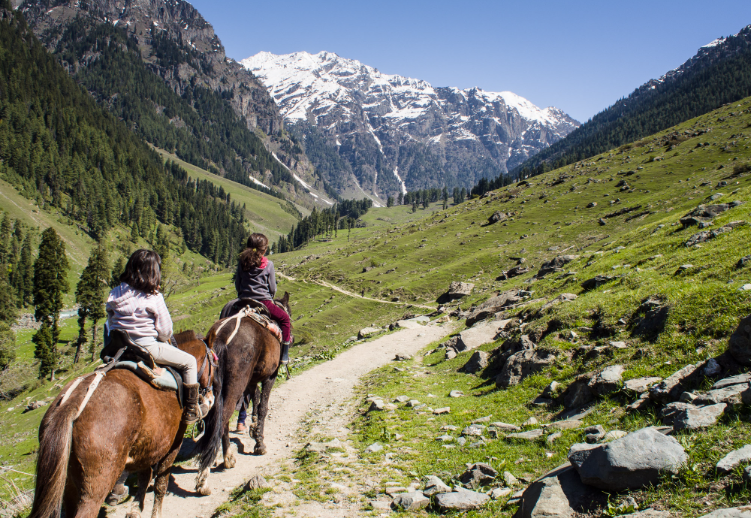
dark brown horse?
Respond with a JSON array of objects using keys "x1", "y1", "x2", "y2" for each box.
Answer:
[
  {"x1": 193, "y1": 294, "x2": 290, "y2": 495},
  {"x1": 29, "y1": 331, "x2": 217, "y2": 518}
]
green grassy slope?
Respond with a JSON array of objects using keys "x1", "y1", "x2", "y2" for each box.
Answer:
[
  {"x1": 244, "y1": 97, "x2": 751, "y2": 516},
  {"x1": 153, "y1": 148, "x2": 305, "y2": 241}
]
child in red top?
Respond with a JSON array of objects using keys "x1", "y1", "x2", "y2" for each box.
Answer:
[{"x1": 235, "y1": 233, "x2": 292, "y2": 360}]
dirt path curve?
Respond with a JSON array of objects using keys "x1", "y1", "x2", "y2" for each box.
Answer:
[
  {"x1": 277, "y1": 272, "x2": 435, "y2": 311},
  {"x1": 111, "y1": 320, "x2": 455, "y2": 518}
]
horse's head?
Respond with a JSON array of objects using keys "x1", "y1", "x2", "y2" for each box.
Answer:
[
  {"x1": 275, "y1": 291, "x2": 292, "y2": 318},
  {"x1": 174, "y1": 330, "x2": 217, "y2": 390}
]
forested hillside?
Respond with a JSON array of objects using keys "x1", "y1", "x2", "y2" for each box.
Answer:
[
  {"x1": 511, "y1": 24, "x2": 751, "y2": 178},
  {"x1": 0, "y1": 4, "x2": 246, "y2": 265}
]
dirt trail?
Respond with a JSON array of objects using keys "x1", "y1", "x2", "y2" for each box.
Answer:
[
  {"x1": 111, "y1": 320, "x2": 455, "y2": 518},
  {"x1": 277, "y1": 272, "x2": 435, "y2": 311}
]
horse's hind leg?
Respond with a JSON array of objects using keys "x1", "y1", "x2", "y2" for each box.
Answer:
[
  {"x1": 253, "y1": 375, "x2": 277, "y2": 456},
  {"x1": 151, "y1": 429, "x2": 185, "y2": 518},
  {"x1": 125, "y1": 469, "x2": 151, "y2": 518}
]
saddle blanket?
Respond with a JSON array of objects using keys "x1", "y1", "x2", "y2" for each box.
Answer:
[{"x1": 112, "y1": 361, "x2": 179, "y2": 391}]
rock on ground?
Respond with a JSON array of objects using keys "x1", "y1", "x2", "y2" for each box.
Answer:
[
  {"x1": 456, "y1": 320, "x2": 508, "y2": 352},
  {"x1": 465, "y1": 291, "x2": 521, "y2": 325},
  {"x1": 358, "y1": 327, "x2": 381, "y2": 339},
  {"x1": 621, "y1": 511, "x2": 674, "y2": 517},
  {"x1": 391, "y1": 491, "x2": 429, "y2": 511},
  {"x1": 729, "y1": 315, "x2": 751, "y2": 365},
  {"x1": 716, "y1": 445, "x2": 751, "y2": 474},
  {"x1": 699, "y1": 508, "x2": 751, "y2": 518},
  {"x1": 589, "y1": 365, "x2": 625, "y2": 396},
  {"x1": 624, "y1": 377, "x2": 662, "y2": 393},
  {"x1": 434, "y1": 490, "x2": 490, "y2": 511},
  {"x1": 662, "y1": 402, "x2": 726, "y2": 431},
  {"x1": 513, "y1": 463, "x2": 604, "y2": 518},
  {"x1": 496, "y1": 348, "x2": 557, "y2": 387},
  {"x1": 446, "y1": 281, "x2": 475, "y2": 299},
  {"x1": 460, "y1": 463, "x2": 497, "y2": 489},
  {"x1": 649, "y1": 364, "x2": 699, "y2": 403},
  {"x1": 568, "y1": 427, "x2": 687, "y2": 491},
  {"x1": 423, "y1": 476, "x2": 451, "y2": 496},
  {"x1": 462, "y1": 351, "x2": 490, "y2": 374}
]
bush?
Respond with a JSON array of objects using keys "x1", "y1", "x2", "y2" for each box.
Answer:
[{"x1": 0, "y1": 325, "x2": 16, "y2": 370}]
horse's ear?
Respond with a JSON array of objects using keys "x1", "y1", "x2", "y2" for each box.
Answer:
[{"x1": 281, "y1": 291, "x2": 290, "y2": 305}]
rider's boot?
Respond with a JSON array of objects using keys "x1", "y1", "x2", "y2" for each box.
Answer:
[
  {"x1": 280, "y1": 338, "x2": 292, "y2": 365},
  {"x1": 182, "y1": 383, "x2": 202, "y2": 425}
]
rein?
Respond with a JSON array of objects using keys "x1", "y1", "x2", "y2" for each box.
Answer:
[{"x1": 197, "y1": 339, "x2": 217, "y2": 397}]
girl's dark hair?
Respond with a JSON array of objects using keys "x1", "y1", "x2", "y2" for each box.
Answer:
[
  {"x1": 120, "y1": 249, "x2": 162, "y2": 295},
  {"x1": 239, "y1": 233, "x2": 268, "y2": 271}
]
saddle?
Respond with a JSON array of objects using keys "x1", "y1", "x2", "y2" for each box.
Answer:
[
  {"x1": 100, "y1": 328, "x2": 184, "y2": 407},
  {"x1": 219, "y1": 298, "x2": 283, "y2": 342}
]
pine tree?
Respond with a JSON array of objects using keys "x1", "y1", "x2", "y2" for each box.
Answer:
[
  {"x1": 12, "y1": 234, "x2": 34, "y2": 307},
  {"x1": 75, "y1": 244, "x2": 109, "y2": 363},
  {"x1": 130, "y1": 222, "x2": 139, "y2": 244},
  {"x1": 32, "y1": 323, "x2": 54, "y2": 379},
  {"x1": 32, "y1": 228, "x2": 69, "y2": 379},
  {"x1": 387, "y1": 196, "x2": 394, "y2": 208},
  {"x1": 0, "y1": 213, "x2": 11, "y2": 264}
]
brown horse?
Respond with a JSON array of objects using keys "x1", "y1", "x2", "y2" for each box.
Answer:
[
  {"x1": 193, "y1": 294, "x2": 290, "y2": 496},
  {"x1": 29, "y1": 331, "x2": 217, "y2": 518}
]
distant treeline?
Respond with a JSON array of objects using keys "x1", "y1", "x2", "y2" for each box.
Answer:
[
  {"x1": 54, "y1": 19, "x2": 293, "y2": 200},
  {"x1": 273, "y1": 199, "x2": 373, "y2": 253},
  {"x1": 0, "y1": 6, "x2": 246, "y2": 265}
]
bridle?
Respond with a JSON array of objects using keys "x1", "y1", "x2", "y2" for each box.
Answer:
[{"x1": 197, "y1": 339, "x2": 217, "y2": 398}]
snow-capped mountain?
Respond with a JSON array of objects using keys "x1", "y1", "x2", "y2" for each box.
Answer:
[{"x1": 242, "y1": 51, "x2": 579, "y2": 200}]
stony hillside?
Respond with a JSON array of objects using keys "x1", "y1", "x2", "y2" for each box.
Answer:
[
  {"x1": 216, "y1": 96, "x2": 751, "y2": 517},
  {"x1": 243, "y1": 51, "x2": 579, "y2": 202}
]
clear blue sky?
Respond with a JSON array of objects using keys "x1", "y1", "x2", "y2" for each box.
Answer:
[{"x1": 188, "y1": 0, "x2": 751, "y2": 122}]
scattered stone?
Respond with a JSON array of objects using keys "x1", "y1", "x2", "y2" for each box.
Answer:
[
  {"x1": 589, "y1": 365, "x2": 625, "y2": 396},
  {"x1": 713, "y1": 373, "x2": 751, "y2": 389},
  {"x1": 560, "y1": 376, "x2": 595, "y2": 409},
  {"x1": 368, "y1": 400, "x2": 385, "y2": 412},
  {"x1": 434, "y1": 490, "x2": 490, "y2": 511},
  {"x1": 24, "y1": 400, "x2": 48, "y2": 412},
  {"x1": 462, "y1": 351, "x2": 490, "y2": 374},
  {"x1": 737, "y1": 256, "x2": 751, "y2": 268},
  {"x1": 358, "y1": 327, "x2": 381, "y2": 339},
  {"x1": 716, "y1": 445, "x2": 751, "y2": 474},
  {"x1": 729, "y1": 315, "x2": 751, "y2": 365},
  {"x1": 621, "y1": 510, "x2": 674, "y2": 517},
  {"x1": 449, "y1": 390, "x2": 464, "y2": 398},
  {"x1": 666, "y1": 402, "x2": 726, "y2": 431},
  {"x1": 693, "y1": 384, "x2": 746, "y2": 405},
  {"x1": 537, "y1": 255, "x2": 580, "y2": 277},
  {"x1": 489, "y1": 487, "x2": 512, "y2": 499},
  {"x1": 456, "y1": 437, "x2": 467, "y2": 446},
  {"x1": 649, "y1": 364, "x2": 699, "y2": 403},
  {"x1": 365, "y1": 442, "x2": 384, "y2": 453},
  {"x1": 460, "y1": 463, "x2": 498, "y2": 489},
  {"x1": 503, "y1": 471, "x2": 519, "y2": 486},
  {"x1": 462, "y1": 424, "x2": 485, "y2": 437},
  {"x1": 456, "y1": 319, "x2": 511, "y2": 351},
  {"x1": 406, "y1": 399, "x2": 421, "y2": 407},
  {"x1": 514, "y1": 463, "x2": 604, "y2": 518},
  {"x1": 394, "y1": 395, "x2": 410, "y2": 403},
  {"x1": 496, "y1": 348, "x2": 557, "y2": 387},
  {"x1": 676, "y1": 264, "x2": 694, "y2": 274},
  {"x1": 568, "y1": 427, "x2": 687, "y2": 491},
  {"x1": 385, "y1": 486, "x2": 409, "y2": 496},
  {"x1": 394, "y1": 353, "x2": 412, "y2": 361},
  {"x1": 245, "y1": 475, "x2": 268, "y2": 490},
  {"x1": 704, "y1": 358, "x2": 722, "y2": 376},
  {"x1": 599, "y1": 218, "x2": 607, "y2": 226},
  {"x1": 490, "y1": 422, "x2": 521, "y2": 432},
  {"x1": 522, "y1": 417, "x2": 539, "y2": 427},
  {"x1": 488, "y1": 211, "x2": 509, "y2": 224},
  {"x1": 433, "y1": 407, "x2": 451, "y2": 415},
  {"x1": 445, "y1": 281, "x2": 475, "y2": 300},
  {"x1": 436, "y1": 434, "x2": 454, "y2": 442},
  {"x1": 610, "y1": 341, "x2": 628, "y2": 349},
  {"x1": 699, "y1": 508, "x2": 751, "y2": 518},
  {"x1": 506, "y1": 429, "x2": 544, "y2": 442},
  {"x1": 391, "y1": 491, "x2": 429, "y2": 511},
  {"x1": 624, "y1": 377, "x2": 662, "y2": 393},
  {"x1": 584, "y1": 425, "x2": 606, "y2": 443},
  {"x1": 441, "y1": 425, "x2": 458, "y2": 431},
  {"x1": 548, "y1": 420, "x2": 583, "y2": 431},
  {"x1": 542, "y1": 381, "x2": 562, "y2": 399},
  {"x1": 423, "y1": 476, "x2": 452, "y2": 496},
  {"x1": 581, "y1": 275, "x2": 618, "y2": 291},
  {"x1": 473, "y1": 415, "x2": 491, "y2": 423},
  {"x1": 547, "y1": 432, "x2": 563, "y2": 444},
  {"x1": 680, "y1": 203, "x2": 739, "y2": 228},
  {"x1": 445, "y1": 348, "x2": 458, "y2": 360},
  {"x1": 587, "y1": 202, "x2": 597, "y2": 208}
]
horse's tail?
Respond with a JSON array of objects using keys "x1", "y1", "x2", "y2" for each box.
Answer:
[
  {"x1": 194, "y1": 325, "x2": 226, "y2": 475},
  {"x1": 29, "y1": 378, "x2": 88, "y2": 518}
]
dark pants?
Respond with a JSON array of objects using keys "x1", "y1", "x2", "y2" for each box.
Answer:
[{"x1": 261, "y1": 299, "x2": 291, "y2": 343}]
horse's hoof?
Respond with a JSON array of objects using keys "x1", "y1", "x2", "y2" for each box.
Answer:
[
  {"x1": 197, "y1": 485, "x2": 212, "y2": 496},
  {"x1": 224, "y1": 454, "x2": 236, "y2": 469},
  {"x1": 254, "y1": 445, "x2": 267, "y2": 456},
  {"x1": 106, "y1": 486, "x2": 129, "y2": 506},
  {"x1": 125, "y1": 513, "x2": 141, "y2": 518}
]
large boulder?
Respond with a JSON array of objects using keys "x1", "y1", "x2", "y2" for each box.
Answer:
[
  {"x1": 434, "y1": 490, "x2": 490, "y2": 511},
  {"x1": 455, "y1": 320, "x2": 509, "y2": 352},
  {"x1": 466, "y1": 291, "x2": 521, "y2": 325},
  {"x1": 537, "y1": 255, "x2": 579, "y2": 278},
  {"x1": 496, "y1": 348, "x2": 557, "y2": 388},
  {"x1": 680, "y1": 203, "x2": 740, "y2": 228},
  {"x1": 358, "y1": 327, "x2": 382, "y2": 339},
  {"x1": 729, "y1": 315, "x2": 751, "y2": 365},
  {"x1": 462, "y1": 351, "x2": 490, "y2": 374},
  {"x1": 568, "y1": 427, "x2": 687, "y2": 491},
  {"x1": 559, "y1": 375, "x2": 595, "y2": 409},
  {"x1": 391, "y1": 491, "x2": 429, "y2": 511},
  {"x1": 581, "y1": 275, "x2": 618, "y2": 291},
  {"x1": 513, "y1": 463, "x2": 604, "y2": 518},
  {"x1": 699, "y1": 508, "x2": 751, "y2": 518},
  {"x1": 649, "y1": 364, "x2": 700, "y2": 403},
  {"x1": 459, "y1": 463, "x2": 497, "y2": 489},
  {"x1": 661, "y1": 402, "x2": 726, "y2": 431},
  {"x1": 488, "y1": 211, "x2": 509, "y2": 224},
  {"x1": 588, "y1": 365, "x2": 625, "y2": 396},
  {"x1": 444, "y1": 281, "x2": 475, "y2": 300}
]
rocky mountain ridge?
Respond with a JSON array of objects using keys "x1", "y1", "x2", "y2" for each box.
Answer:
[
  {"x1": 19, "y1": 0, "x2": 281, "y2": 135},
  {"x1": 243, "y1": 51, "x2": 580, "y2": 201}
]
